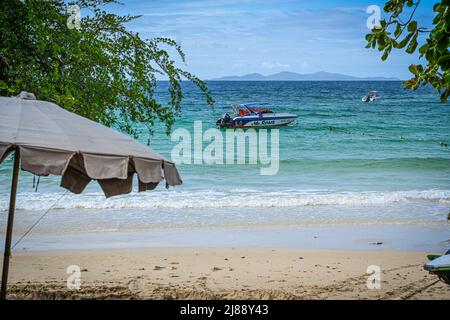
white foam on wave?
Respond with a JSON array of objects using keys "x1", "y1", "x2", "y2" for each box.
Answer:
[{"x1": 1, "y1": 189, "x2": 449, "y2": 211}]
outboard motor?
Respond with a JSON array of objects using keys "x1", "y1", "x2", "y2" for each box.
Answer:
[{"x1": 216, "y1": 113, "x2": 231, "y2": 128}]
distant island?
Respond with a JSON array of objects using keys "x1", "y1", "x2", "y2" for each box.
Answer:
[{"x1": 210, "y1": 71, "x2": 400, "y2": 81}]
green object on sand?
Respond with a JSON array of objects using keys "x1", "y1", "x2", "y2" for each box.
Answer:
[
  {"x1": 427, "y1": 254, "x2": 442, "y2": 261},
  {"x1": 424, "y1": 253, "x2": 450, "y2": 286}
]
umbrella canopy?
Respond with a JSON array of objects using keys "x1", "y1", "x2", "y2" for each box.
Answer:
[
  {"x1": 0, "y1": 92, "x2": 182, "y2": 299},
  {"x1": 0, "y1": 92, "x2": 182, "y2": 197}
]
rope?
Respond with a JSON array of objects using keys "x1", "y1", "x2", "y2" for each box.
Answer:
[{"x1": 11, "y1": 189, "x2": 69, "y2": 250}]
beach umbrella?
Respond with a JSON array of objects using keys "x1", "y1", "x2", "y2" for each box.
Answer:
[{"x1": 0, "y1": 92, "x2": 182, "y2": 299}]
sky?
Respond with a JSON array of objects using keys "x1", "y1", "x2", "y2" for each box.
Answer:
[{"x1": 105, "y1": 0, "x2": 437, "y2": 79}]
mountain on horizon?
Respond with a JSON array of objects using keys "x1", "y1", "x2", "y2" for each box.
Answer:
[{"x1": 210, "y1": 71, "x2": 400, "y2": 81}]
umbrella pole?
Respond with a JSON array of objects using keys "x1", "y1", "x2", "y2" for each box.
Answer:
[{"x1": 1, "y1": 148, "x2": 20, "y2": 300}]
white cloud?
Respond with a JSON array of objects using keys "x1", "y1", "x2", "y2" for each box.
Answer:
[{"x1": 120, "y1": 0, "x2": 428, "y2": 78}]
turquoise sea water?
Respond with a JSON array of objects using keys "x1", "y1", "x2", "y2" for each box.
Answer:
[
  {"x1": 153, "y1": 81, "x2": 450, "y2": 192},
  {"x1": 1, "y1": 81, "x2": 449, "y2": 250}
]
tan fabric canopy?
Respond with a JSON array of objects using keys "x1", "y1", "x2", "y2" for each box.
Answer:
[{"x1": 0, "y1": 92, "x2": 182, "y2": 197}]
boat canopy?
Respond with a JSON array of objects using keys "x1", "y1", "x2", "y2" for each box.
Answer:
[
  {"x1": 239, "y1": 102, "x2": 270, "y2": 108},
  {"x1": 233, "y1": 102, "x2": 272, "y2": 115}
]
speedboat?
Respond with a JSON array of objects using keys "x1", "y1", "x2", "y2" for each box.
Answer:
[
  {"x1": 362, "y1": 91, "x2": 380, "y2": 103},
  {"x1": 216, "y1": 102, "x2": 298, "y2": 129}
]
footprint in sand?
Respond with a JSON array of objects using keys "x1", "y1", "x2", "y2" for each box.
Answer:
[{"x1": 153, "y1": 266, "x2": 165, "y2": 271}]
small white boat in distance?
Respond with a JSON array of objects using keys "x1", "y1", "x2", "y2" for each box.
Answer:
[
  {"x1": 216, "y1": 102, "x2": 298, "y2": 129},
  {"x1": 362, "y1": 91, "x2": 380, "y2": 103}
]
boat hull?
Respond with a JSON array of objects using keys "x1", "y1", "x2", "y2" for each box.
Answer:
[{"x1": 230, "y1": 113, "x2": 297, "y2": 128}]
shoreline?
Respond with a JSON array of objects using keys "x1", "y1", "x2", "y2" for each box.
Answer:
[
  {"x1": 5, "y1": 247, "x2": 450, "y2": 299},
  {"x1": 5, "y1": 224, "x2": 449, "y2": 253}
]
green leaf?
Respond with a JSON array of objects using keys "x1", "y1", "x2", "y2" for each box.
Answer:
[
  {"x1": 445, "y1": 72, "x2": 450, "y2": 84},
  {"x1": 408, "y1": 21, "x2": 417, "y2": 32},
  {"x1": 438, "y1": 54, "x2": 450, "y2": 70},
  {"x1": 437, "y1": 36, "x2": 449, "y2": 53},
  {"x1": 408, "y1": 65, "x2": 418, "y2": 75},
  {"x1": 433, "y1": 3, "x2": 442, "y2": 12},
  {"x1": 397, "y1": 32, "x2": 413, "y2": 49},
  {"x1": 409, "y1": 64, "x2": 424, "y2": 75},
  {"x1": 438, "y1": 54, "x2": 450, "y2": 65},
  {"x1": 382, "y1": 46, "x2": 392, "y2": 61},
  {"x1": 406, "y1": 32, "x2": 418, "y2": 54},
  {"x1": 394, "y1": 23, "x2": 402, "y2": 38},
  {"x1": 419, "y1": 43, "x2": 429, "y2": 55}
]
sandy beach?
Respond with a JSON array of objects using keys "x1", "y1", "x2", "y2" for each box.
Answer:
[
  {"x1": 4, "y1": 248, "x2": 449, "y2": 300},
  {"x1": 1, "y1": 0, "x2": 450, "y2": 307}
]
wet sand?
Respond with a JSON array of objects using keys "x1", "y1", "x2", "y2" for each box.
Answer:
[{"x1": 4, "y1": 248, "x2": 450, "y2": 299}]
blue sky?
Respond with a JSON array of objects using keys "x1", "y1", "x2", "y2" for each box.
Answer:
[{"x1": 106, "y1": 0, "x2": 437, "y2": 79}]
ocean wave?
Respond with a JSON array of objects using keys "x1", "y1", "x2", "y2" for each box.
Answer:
[{"x1": 1, "y1": 189, "x2": 449, "y2": 211}]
